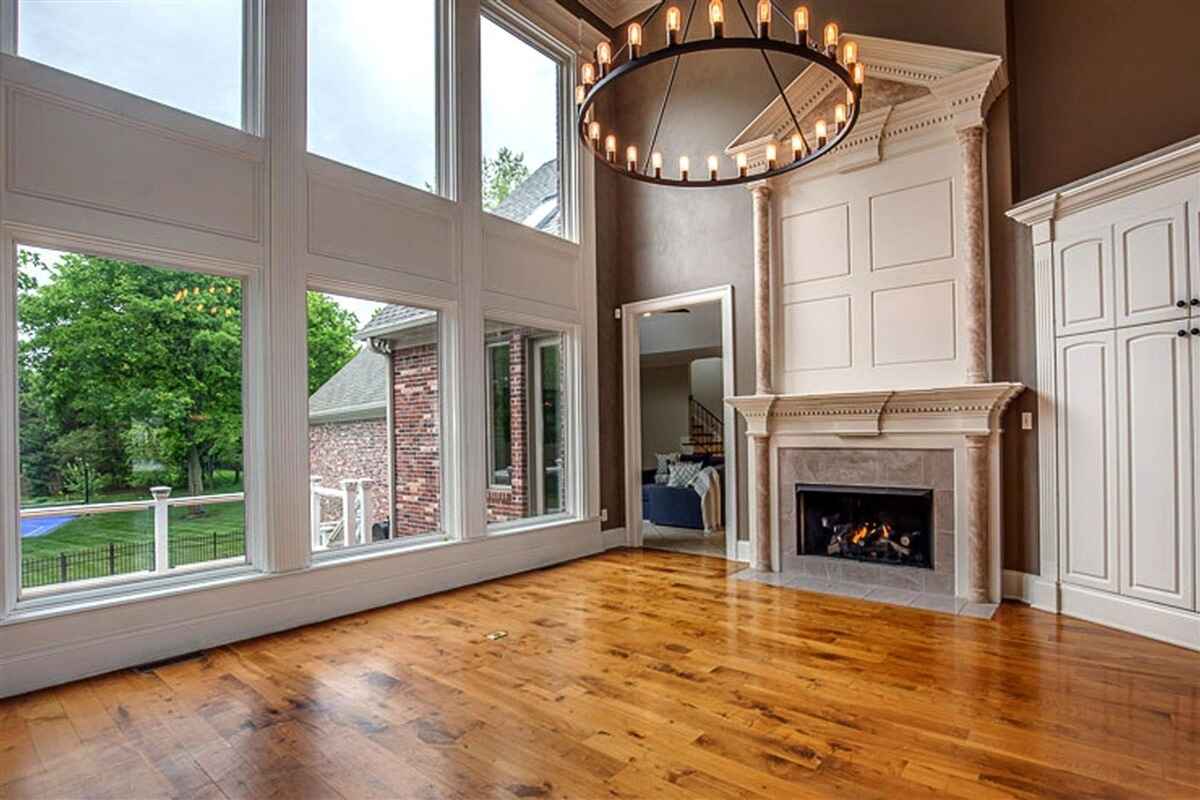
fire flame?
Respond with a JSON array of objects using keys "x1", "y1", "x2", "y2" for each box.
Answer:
[{"x1": 849, "y1": 522, "x2": 893, "y2": 545}]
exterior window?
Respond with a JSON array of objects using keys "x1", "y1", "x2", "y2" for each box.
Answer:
[
  {"x1": 308, "y1": 0, "x2": 440, "y2": 192},
  {"x1": 16, "y1": 246, "x2": 246, "y2": 593},
  {"x1": 16, "y1": 0, "x2": 247, "y2": 129},
  {"x1": 485, "y1": 320, "x2": 568, "y2": 525},
  {"x1": 480, "y1": 9, "x2": 571, "y2": 238},
  {"x1": 307, "y1": 291, "x2": 443, "y2": 552}
]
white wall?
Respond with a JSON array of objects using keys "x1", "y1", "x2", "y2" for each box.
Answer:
[
  {"x1": 0, "y1": 0, "x2": 604, "y2": 698},
  {"x1": 639, "y1": 364, "x2": 690, "y2": 469},
  {"x1": 689, "y1": 357, "x2": 724, "y2": 416},
  {"x1": 638, "y1": 301, "x2": 722, "y2": 355}
]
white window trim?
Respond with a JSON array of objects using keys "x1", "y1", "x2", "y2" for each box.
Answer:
[
  {"x1": 484, "y1": 338, "x2": 514, "y2": 490},
  {"x1": 305, "y1": 279, "x2": 462, "y2": 561},
  {"x1": 0, "y1": 225, "x2": 269, "y2": 616},
  {"x1": 0, "y1": 0, "x2": 264, "y2": 135},
  {"x1": 480, "y1": 0, "x2": 578, "y2": 242}
]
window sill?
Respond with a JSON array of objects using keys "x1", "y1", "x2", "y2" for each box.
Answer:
[
  {"x1": 486, "y1": 512, "x2": 578, "y2": 537},
  {"x1": 310, "y1": 532, "x2": 453, "y2": 567}
]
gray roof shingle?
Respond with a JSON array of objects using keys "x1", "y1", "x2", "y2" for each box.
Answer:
[
  {"x1": 491, "y1": 159, "x2": 560, "y2": 235},
  {"x1": 308, "y1": 346, "x2": 387, "y2": 420}
]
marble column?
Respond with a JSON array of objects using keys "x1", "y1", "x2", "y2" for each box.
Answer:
[
  {"x1": 752, "y1": 433, "x2": 771, "y2": 571},
  {"x1": 957, "y1": 125, "x2": 989, "y2": 384},
  {"x1": 965, "y1": 434, "x2": 990, "y2": 603},
  {"x1": 750, "y1": 182, "x2": 774, "y2": 395}
]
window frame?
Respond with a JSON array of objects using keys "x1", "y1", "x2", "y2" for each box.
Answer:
[
  {"x1": 485, "y1": 338, "x2": 513, "y2": 489},
  {"x1": 305, "y1": 280, "x2": 460, "y2": 564},
  {"x1": 479, "y1": 0, "x2": 578, "y2": 242},
  {"x1": 482, "y1": 316, "x2": 580, "y2": 535},
  {"x1": 1, "y1": 0, "x2": 264, "y2": 135},
  {"x1": 1, "y1": 228, "x2": 267, "y2": 614}
]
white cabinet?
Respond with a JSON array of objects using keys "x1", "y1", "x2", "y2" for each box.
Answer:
[
  {"x1": 1115, "y1": 322, "x2": 1196, "y2": 610},
  {"x1": 1114, "y1": 205, "x2": 1191, "y2": 328},
  {"x1": 1054, "y1": 228, "x2": 1113, "y2": 337},
  {"x1": 1056, "y1": 331, "x2": 1120, "y2": 593}
]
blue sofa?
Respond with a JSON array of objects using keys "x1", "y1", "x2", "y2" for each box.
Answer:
[{"x1": 641, "y1": 459, "x2": 724, "y2": 530}]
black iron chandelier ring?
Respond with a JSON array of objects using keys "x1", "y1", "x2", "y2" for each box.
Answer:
[{"x1": 576, "y1": 0, "x2": 864, "y2": 188}]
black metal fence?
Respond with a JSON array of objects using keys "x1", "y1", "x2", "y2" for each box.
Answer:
[{"x1": 21, "y1": 530, "x2": 245, "y2": 589}]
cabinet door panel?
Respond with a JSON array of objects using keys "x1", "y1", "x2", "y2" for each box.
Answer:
[
  {"x1": 1114, "y1": 205, "x2": 1189, "y2": 327},
  {"x1": 1056, "y1": 331, "x2": 1119, "y2": 592},
  {"x1": 1055, "y1": 230, "x2": 1113, "y2": 337},
  {"x1": 1116, "y1": 323, "x2": 1195, "y2": 609}
]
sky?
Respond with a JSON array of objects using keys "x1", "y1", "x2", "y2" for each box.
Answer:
[{"x1": 19, "y1": 0, "x2": 560, "y2": 191}]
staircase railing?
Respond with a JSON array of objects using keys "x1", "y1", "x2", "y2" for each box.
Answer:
[{"x1": 687, "y1": 395, "x2": 725, "y2": 454}]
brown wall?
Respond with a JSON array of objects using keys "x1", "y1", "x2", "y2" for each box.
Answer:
[{"x1": 1010, "y1": 0, "x2": 1200, "y2": 201}]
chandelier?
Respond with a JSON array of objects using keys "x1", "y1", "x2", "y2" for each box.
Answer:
[{"x1": 576, "y1": 1, "x2": 863, "y2": 187}]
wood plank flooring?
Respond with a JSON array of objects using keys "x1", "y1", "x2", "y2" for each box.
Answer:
[{"x1": 2, "y1": 548, "x2": 1198, "y2": 799}]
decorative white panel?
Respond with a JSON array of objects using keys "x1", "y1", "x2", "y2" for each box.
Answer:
[
  {"x1": 1115, "y1": 205, "x2": 1189, "y2": 327},
  {"x1": 780, "y1": 204, "x2": 850, "y2": 285},
  {"x1": 5, "y1": 87, "x2": 262, "y2": 242},
  {"x1": 1056, "y1": 233, "x2": 1113, "y2": 336},
  {"x1": 483, "y1": 219, "x2": 579, "y2": 312},
  {"x1": 783, "y1": 296, "x2": 851, "y2": 371},
  {"x1": 307, "y1": 174, "x2": 457, "y2": 284},
  {"x1": 1116, "y1": 322, "x2": 1195, "y2": 610},
  {"x1": 870, "y1": 280, "x2": 956, "y2": 366},
  {"x1": 869, "y1": 179, "x2": 953, "y2": 270},
  {"x1": 1056, "y1": 331, "x2": 1119, "y2": 593}
]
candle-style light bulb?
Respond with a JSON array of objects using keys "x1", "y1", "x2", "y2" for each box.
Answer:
[
  {"x1": 575, "y1": 84, "x2": 586, "y2": 106},
  {"x1": 651, "y1": 151, "x2": 663, "y2": 178},
  {"x1": 596, "y1": 41, "x2": 612, "y2": 76},
  {"x1": 815, "y1": 119, "x2": 827, "y2": 148},
  {"x1": 588, "y1": 121, "x2": 601, "y2": 145},
  {"x1": 736, "y1": 151, "x2": 749, "y2": 177},
  {"x1": 605, "y1": 134, "x2": 617, "y2": 162},
  {"x1": 791, "y1": 133, "x2": 804, "y2": 161},
  {"x1": 765, "y1": 141, "x2": 778, "y2": 170},
  {"x1": 628, "y1": 22, "x2": 643, "y2": 58},
  {"x1": 823, "y1": 21, "x2": 839, "y2": 57},
  {"x1": 679, "y1": 155, "x2": 690, "y2": 181},
  {"x1": 626, "y1": 145, "x2": 638, "y2": 172},
  {"x1": 666, "y1": 6, "x2": 682, "y2": 45},
  {"x1": 581, "y1": 62, "x2": 596, "y2": 86},
  {"x1": 756, "y1": 0, "x2": 771, "y2": 38},
  {"x1": 842, "y1": 40, "x2": 858, "y2": 66},
  {"x1": 794, "y1": 6, "x2": 809, "y2": 47},
  {"x1": 707, "y1": 154, "x2": 719, "y2": 180},
  {"x1": 853, "y1": 61, "x2": 865, "y2": 85},
  {"x1": 709, "y1": 0, "x2": 725, "y2": 38},
  {"x1": 834, "y1": 102, "x2": 847, "y2": 133}
]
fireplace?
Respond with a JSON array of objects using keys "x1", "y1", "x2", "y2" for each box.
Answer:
[{"x1": 796, "y1": 483, "x2": 934, "y2": 570}]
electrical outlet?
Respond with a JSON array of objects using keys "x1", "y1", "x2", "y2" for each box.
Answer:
[
  {"x1": 1021, "y1": 412, "x2": 1034, "y2": 430},
  {"x1": 600, "y1": 508, "x2": 608, "y2": 523}
]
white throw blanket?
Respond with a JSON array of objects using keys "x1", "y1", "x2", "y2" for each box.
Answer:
[{"x1": 691, "y1": 466, "x2": 722, "y2": 533}]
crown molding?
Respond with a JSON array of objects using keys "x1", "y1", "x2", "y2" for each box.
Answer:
[
  {"x1": 1008, "y1": 134, "x2": 1200, "y2": 230},
  {"x1": 725, "y1": 34, "x2": 1003, "y2": 179},
  {"x1": 577, "y1": 0, "x2": 657, "y2": 27}
]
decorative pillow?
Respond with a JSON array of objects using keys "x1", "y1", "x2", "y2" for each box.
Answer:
[
  {"x1": 654, "y1": 452, "x2": 680, "y2": 484},
  {"x1": 667, "y1": 460, "x2": 704, "y2": 488}
]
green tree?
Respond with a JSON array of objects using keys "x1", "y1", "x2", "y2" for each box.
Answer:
[
  {"x1": 17, "y1": 252, "x2": 360, "y2": 501},
  {"x1": 482, "y1": 147, "x2": 530, "y2": 211},
  {"x1": 306, "y1": 292, "x2": 359, "y2": 395}
]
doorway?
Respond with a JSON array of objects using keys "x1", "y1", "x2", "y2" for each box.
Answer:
[{"x1": 621, "y1": 286, "x2": 739, "y2": 560}]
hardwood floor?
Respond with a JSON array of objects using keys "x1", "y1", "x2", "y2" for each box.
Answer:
[{"x1": 2, "y1": 548, "x2": 1198, "y2": 799}]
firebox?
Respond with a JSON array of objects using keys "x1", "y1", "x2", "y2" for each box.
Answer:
[{"x1": 796, "y1": 484, "x2": 934, "y2": 569}]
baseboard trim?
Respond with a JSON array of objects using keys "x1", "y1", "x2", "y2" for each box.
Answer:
[
  {"x1": 601, "y1": 526, "x2": 627, "y2": 549},
  {"x1": 1002, "y1": 570, "x2": 1060, "y2": 612},
  {"x1": 1059, "y1": 583, "x2": 1199, "y2": 652}
]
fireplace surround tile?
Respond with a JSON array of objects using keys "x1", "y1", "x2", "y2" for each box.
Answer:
[
  {"x1": 876, "y1": 450, "x2": 927, "y2": 486},
  {"x1": 934, "y1": 491, "x2": 955, "y2": 533}
]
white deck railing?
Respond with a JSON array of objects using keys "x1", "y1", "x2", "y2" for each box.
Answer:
[{"x1": 309, "y1": 477, "x2": 374, "y2": 551}]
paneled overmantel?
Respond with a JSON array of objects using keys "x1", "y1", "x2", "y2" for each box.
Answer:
[
  {"x1": 726, "y1": 36, "x2": 1019, "y2": 605},
  {"x1": 1008, "y1": 134, "x2": 1200, "y2": 650}
]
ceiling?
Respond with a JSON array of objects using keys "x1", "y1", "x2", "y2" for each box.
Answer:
[{"x1": 578, "y1": 0, "x2": 658, "y2": 27}]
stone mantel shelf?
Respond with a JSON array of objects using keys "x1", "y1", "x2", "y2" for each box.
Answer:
[{"x1": 727, "y1": 383, "x2": 1025, "y2": 438}]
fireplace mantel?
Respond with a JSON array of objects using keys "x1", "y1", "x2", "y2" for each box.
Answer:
[{"x1": 727, "y1": 383, "x2": 1024, "y2": 437}]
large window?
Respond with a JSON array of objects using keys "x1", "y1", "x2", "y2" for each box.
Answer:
[
  {"x1": 485, "y1": 320, "x2": 568, "y2": 526},
  {"x1": 15, "y1": 0, "x2": 247, "y2": 129},
  {"x1": 16, "y1": 246, "x2": 247, "y2": 593},
  {"x1": 308, "y1": 0, "x2": 440, "y2": 192},
  {"x1": 307, "y1": 291, "x2": 444, "y2": 553},
  {"x1": 480, "y1": 9, "x2": 570, "y2": 238}
]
